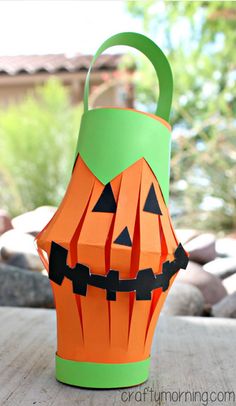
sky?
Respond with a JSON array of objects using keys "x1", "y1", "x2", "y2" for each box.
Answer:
[{"x1": 0, "y1": 0, "x2": 143, "y2": 56}]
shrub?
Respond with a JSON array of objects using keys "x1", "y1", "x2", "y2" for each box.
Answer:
[{"x1": 0, "y1": 78, "x2": 82, "y2": 216}]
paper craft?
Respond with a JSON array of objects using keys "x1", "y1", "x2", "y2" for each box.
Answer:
[{"x1": 36, "y1": 32, "x2": 189, "y2": 389}]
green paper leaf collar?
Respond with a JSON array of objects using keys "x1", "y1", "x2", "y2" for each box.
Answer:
[{"x1": 75, "y1": 108, "x2": 171, "y2": 204}]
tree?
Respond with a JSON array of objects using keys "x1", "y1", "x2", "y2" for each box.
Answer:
[{"x1": 126, "y1": 1, "x2": 236, "y2": 231}]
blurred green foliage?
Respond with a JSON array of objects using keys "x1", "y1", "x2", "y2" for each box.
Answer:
[
  {"x1": 0, "y1": 79, "x2": 82, "y2": 216},
  {"x1": 126, "y1": 1, "x2": 236, "y2": 231}
]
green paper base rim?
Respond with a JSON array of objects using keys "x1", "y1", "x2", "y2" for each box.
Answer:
[{"x1": 55, "y1": 354, "x2": 150, "y2": 388}]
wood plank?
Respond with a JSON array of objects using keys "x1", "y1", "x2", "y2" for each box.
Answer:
[{"x1": 0, "y1": 307, "x2": 235, "y2": 405}]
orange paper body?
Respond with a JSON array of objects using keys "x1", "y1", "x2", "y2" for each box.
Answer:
[{"x1": 36, "y1": 156, "x2": 180, "y2": 363}]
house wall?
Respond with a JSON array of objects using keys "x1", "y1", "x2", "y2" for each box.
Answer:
[{"x1": 0, "y1": 71, "x2": 131, "y2": 109}]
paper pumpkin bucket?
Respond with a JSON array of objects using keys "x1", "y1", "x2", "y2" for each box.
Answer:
[{"x1": 36, "y1": 32, "x2": 189, "y2": 389}]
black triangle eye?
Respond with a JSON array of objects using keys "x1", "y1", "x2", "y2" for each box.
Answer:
[
  {"x1": 143, "y1": 183, "x2": 162, "y2": 215},
  {"x1": 113, "y1": 227, "x2": 132, "y2": 247},
  {"x1": 92, "y1": 183, "x2": 117, "y2": 213}
]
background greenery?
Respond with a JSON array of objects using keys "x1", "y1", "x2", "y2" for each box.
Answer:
[
  {"x1": 0, "y1": 79, "x2": 81, "y2": 215},
  {"x1": 0, "y1": 2, "x2": 235, "y2": 233},
  {"x1": 126, "y1": 1, "x2": 236, "y2": 232}
]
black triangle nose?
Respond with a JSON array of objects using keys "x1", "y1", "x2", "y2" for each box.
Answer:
[{"x1": 113, "y1": 227, "x2": 132, "y2": 247}]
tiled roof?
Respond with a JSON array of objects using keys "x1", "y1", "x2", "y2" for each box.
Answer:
[{"x1": 0, "y1": 53, "x2": 122, "y2": 76}]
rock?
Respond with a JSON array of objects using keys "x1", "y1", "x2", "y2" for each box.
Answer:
[
  {"x1": 185, "y1": 233, "x2": 216, "y2": 264},
  {"x1": 177, "y1": 261, "x2": 227, "y2": 305},
  {"x1": 203, "y1": 257, "x2": 236, "y2": 279},
  {"x1": 212, "y1": 292, "x2": 236, "y2": 318},
  {"x1": 12, "y1": 206, "x2": 57, "y2": 236},
  {"x1": 6, "y1": 252, "x2": 43, "y2": 272},
  {"x1": 216, "y1": 238, "x2": 236, "y2": 258},
  {"x1": 0, "y1": 263, "x2": 54, "y2": 308},
  {"x1": 161, "y1": 282, "x2": 204, "y2": 316},
  {"x1": 175, "y1": 229, "x2": 200, "y2": 245},
  {"x1": 0, "y1": 210, "x2": 13, "y2": 236},
  {"x1": 0, "y1": 230, "x2": 37, "y2": 260},
  {"x1": 222, "y1": 273, "x2": 236, "y2": 295}
]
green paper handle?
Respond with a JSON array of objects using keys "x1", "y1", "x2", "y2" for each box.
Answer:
[{"x1": 83, "y1": 32, "x2": 173, "y2": 122}]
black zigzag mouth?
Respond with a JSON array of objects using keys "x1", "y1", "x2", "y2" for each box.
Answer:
[{"x1": 48, "y1": 242, "x2": 189, "y2": 301}]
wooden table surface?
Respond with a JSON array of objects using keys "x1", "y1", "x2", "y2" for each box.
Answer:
[{"x1": 0, "y1": 307, "x2": 235, "y2": 406}]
